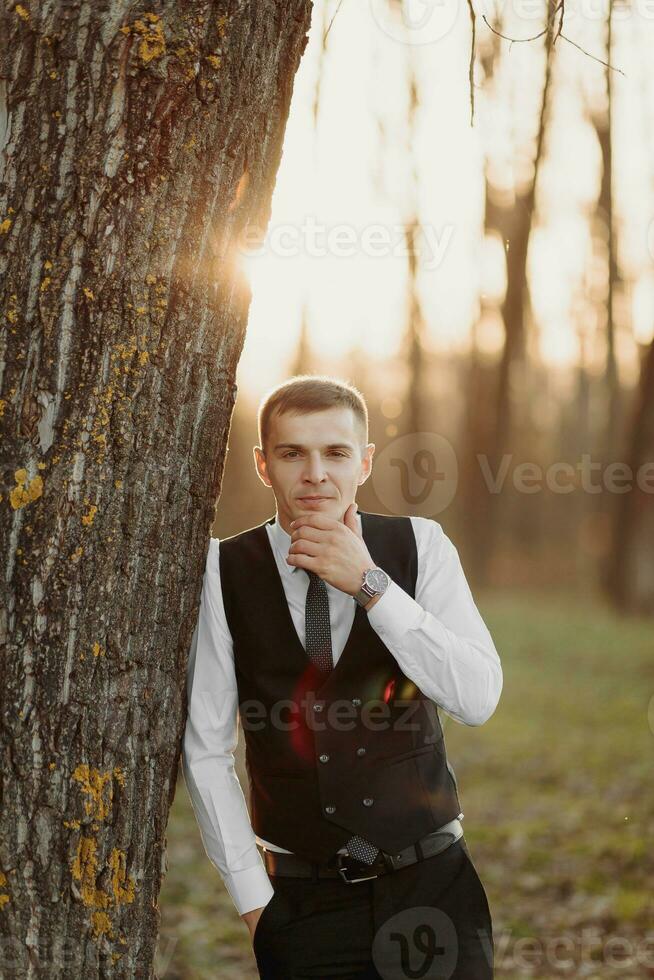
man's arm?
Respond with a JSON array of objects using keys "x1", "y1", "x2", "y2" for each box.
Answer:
[
  {"x1": 365, "y1": 516, "x2": 502, "y2": 726},
  {"x1": 181, "y1": 538, "x2": 274, "y2": 923}
]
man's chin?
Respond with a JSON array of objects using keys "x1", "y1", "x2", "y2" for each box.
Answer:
[{"x1": 293, "y1": 498, "x2": 345, "y2": 518}]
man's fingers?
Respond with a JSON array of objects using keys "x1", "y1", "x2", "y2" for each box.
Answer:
[
  {"x1": 290, "y1": 525, "x2": 326, "y2": 542},
  {"x1": 286, "y1": 553, "x2": 319, "y2": 573},
  {"x1": 289, "y1": 538, "x2": 321, "y2": 556}
]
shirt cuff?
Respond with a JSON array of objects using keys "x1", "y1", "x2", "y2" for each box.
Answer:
[
  {"x1": 366, "y1": 578, "x2": 424, "y2": 647},
  {"x1": 223, "y1": 859, "x2": 275, "y2": 916}
]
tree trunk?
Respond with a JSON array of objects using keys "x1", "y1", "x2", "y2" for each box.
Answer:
[
  {"x1": 605, "y1": 337, "x2": 654, "y2": 613},
  {"x1": 592, "y1": 0, "x2": 622, "y2": 464},
  {"x1": 0, "y1": 1, "x2": 312, "y2": 975},
  {"x1": 473, "y1": 0, "x2": 556, "y2": 582}
]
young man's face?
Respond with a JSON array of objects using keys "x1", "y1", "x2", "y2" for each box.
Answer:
[{"x1": 254, "y1": 406, "x2": 374, "y2": 531}]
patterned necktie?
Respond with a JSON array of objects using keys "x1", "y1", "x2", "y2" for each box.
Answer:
[{"x1": 304, "y1": 570, "x2": 380, "y2": 865}]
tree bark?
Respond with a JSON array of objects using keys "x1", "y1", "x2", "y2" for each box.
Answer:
[{"x1": 0, "y1": 1, "x2": 312, "y2": 975}]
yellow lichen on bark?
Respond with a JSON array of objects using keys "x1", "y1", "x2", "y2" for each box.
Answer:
[
  {"x1": 70, "y1": 839, "x2": 135, "y2": 943},
  {"x1": 0, "y1": 219, "x2": 12, "y2": 234},
  {"x1": 10, "y1": 470, "x2": 43, "y2": 510},
  {"x1": 68, "y1": 767, "x2": 136, "y2": 937},
  {"x1": 72, "y1": 765, "x2": 117, "y2": 821},
  {"x1": 81, "y1": 504, "x2": 98, "y2": 526},
  {"x1": 71, "y1": 837, "x2": 110, "y2": 909},
  {"x1": 0, "y1": 870, "x2": 9, "y2": 909},
  {"x1": 109, "y1": 849, "x2": 135, "y2": 905},
  {"x1": 91, "y1": 911, "x2": 113, "y2": 938},
  {"x1": 123, "y1": 12, "x2": 166, "y2": 65},
  {"x1": 6, "y1": 294, "x2": 18, "y2": 322},
  {"x1": 15, "y1": 4, "x2": 30, "y2": 20}
]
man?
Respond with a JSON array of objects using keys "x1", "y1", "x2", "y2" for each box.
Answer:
[{"x1": 182, "y1": 375, "x2": 502, "y2": 979}]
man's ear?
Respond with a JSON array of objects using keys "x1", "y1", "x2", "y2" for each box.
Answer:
[
  {"x1": 358, "y1": 443, "x2": 375, "y2": 485},
  {"x1": 253, "y1": 446, "x2": 272, "y2": 488}
]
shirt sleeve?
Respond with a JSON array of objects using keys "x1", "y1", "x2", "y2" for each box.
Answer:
[
  {"x1": 181, "y1": 537, "x2": 275, "y2": 916},
  {"x1": 365, "y1": 516, "x2": 503, "y2": 726}
]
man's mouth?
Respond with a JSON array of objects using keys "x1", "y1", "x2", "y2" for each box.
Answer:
[{"x1": 297, "y1": 496, "x2": 331, "y2": 501}]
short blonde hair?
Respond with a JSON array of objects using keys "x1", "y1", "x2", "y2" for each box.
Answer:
[{"x1": 257, "y1": 374, "x2": 368, "y2": 455}]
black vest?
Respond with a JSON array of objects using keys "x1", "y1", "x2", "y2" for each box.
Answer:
[{"x1": 218, "y1": 509, "x2": 462, "y2": 862}]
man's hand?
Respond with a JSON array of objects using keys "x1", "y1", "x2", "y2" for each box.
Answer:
[
  {"x1": 241, "y1": 905, "x2": 265, "y2": 942},
  {"x1": 286, "y1": 502, "x2": 375, "y2": 596}
]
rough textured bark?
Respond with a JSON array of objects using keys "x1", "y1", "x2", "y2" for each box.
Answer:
[{"x1": 0, "y1": 1, "x2": 312, "y2": 975}]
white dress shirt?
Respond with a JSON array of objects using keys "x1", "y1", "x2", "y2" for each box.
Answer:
[{"x1": 182, "y1": 511, "x2": 502, "y2": 916}]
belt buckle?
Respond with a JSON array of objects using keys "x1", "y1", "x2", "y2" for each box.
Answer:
[{"x1": 336, "y1": 853, "x2": 380, "y2": 884}]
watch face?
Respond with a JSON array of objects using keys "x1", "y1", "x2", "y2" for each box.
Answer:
[{"x1": 366, "y1": 568, "x2": 389, "y2": 592}]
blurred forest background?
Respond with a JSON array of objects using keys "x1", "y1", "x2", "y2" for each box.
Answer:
[{"x1": 160, "y1": 0, "x2": 654, "y2": 976}]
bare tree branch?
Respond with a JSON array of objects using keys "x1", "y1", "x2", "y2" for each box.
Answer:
[
  {"x1": 467, "y1": 0, "x2": 477, "y2": 127},
  {"x1": 559, "y1": 32, "x2": 625, "y2": 75},
  {"x1": 324, "y1": 0, "x2": 346, "y2": 43},
  {"x1": 482, "y1": 2, "x2": 563, "y2": 44},
  {"x1": 482, "y1": 2, "x2": 625, "y2": 74}
]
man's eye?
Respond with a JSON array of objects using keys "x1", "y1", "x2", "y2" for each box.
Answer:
[{"x1": 282, "y1": 451, "x2": 347, "y2": 458}]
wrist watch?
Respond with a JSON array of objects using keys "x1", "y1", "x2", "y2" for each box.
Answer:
[{"x1": 354, "y1": 567, "x2": 390, "y2": 607}]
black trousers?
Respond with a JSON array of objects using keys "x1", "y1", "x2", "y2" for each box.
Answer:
[{"x1": 252, "y1": 837, "x2": 494, "y2": 979}]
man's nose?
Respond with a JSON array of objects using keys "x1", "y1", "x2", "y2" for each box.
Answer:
[{"x1": 303, "y1": 454, "x2": 327, "y2": 482}]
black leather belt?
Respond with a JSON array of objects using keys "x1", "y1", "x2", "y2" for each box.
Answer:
[{"x1": 263, "y1": 817, "x2": 464, "y2": 884}]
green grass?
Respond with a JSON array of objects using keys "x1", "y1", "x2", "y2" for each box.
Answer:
[{"x1": 158, "y1": 588, "x2": 654, "y2": 978}]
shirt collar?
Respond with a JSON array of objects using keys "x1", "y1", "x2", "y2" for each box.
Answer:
[{"x1": 267, "y1": 510, "x2": 362, "y2": 575}]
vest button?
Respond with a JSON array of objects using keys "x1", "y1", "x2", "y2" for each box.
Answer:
[
  {"x1": 362, "y1": 797, "x2": 374, "y2": 807},
  {"x1": 313, "y1": 703, "x2": 324, "y2": 712},
  {"x1": 356, "y1": 747, "x2": 366, "y2": 756},
  {"x1": 325, "y1": 805, "x2": 336, "y2": 814},
  {"x1": 319, "y1": 754, "x2": 330, "y2": 763},
  {"x1": 352, "y1": 698, "x2": 362, "y2": 706}
]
